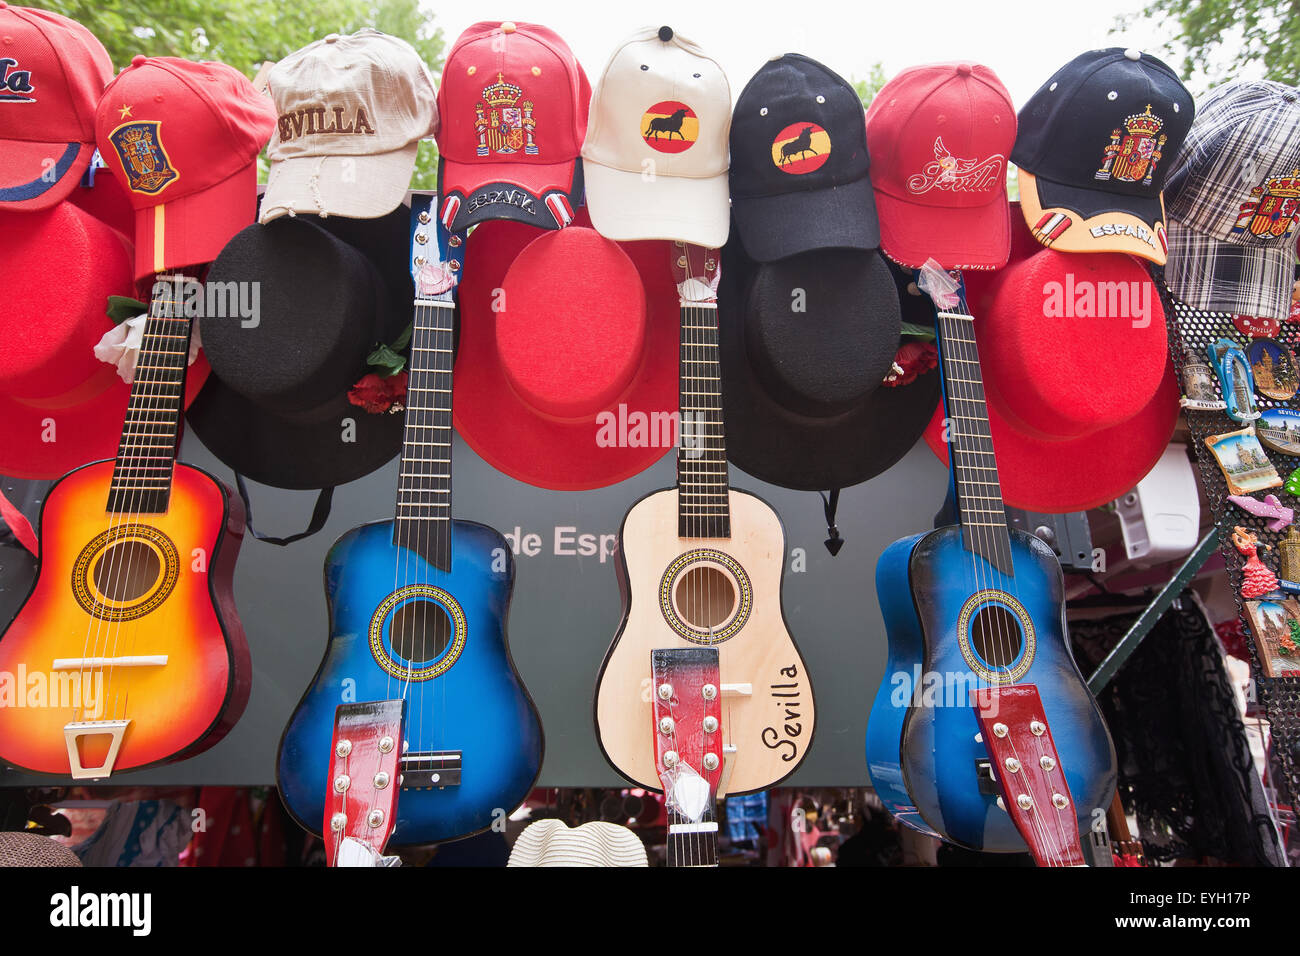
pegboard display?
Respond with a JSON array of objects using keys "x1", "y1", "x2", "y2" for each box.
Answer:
[{"x1": 1159, "y1": 272, "x2": 1299, "y2": 806}]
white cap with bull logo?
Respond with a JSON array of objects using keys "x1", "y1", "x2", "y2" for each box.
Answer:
[
  {"x1": 260, "y1": 28, "x2": 438, "y2": 222},
  {"x1": 581, "y1": 25, "x2": 731, "y2": 247}
]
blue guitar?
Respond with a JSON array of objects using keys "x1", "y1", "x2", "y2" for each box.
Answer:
[
  {"x1": 277, "y1": 196, "x2": 543, "y2": 856},
  {"x1": 865, "y1": 268, "x2": 1116, "y2": 866}
]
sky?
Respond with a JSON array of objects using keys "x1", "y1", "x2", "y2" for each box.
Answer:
[{"x1": 422, "y1": 0, "x2": 1226, "y2": 109}]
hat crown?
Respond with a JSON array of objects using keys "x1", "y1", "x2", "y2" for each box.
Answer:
[
  {"x1": 729, "y1": 53, "x2": 869, "y2": 200},
  {"x1": 94, "y1": 57, "x2": 277, "y2": 209},
  {"x1": 267, "y1": 29, "x2": 438, "y2": 161},
  {"x1": 1011, "y1": 47, "x2": 1194, "y2": 200},
  {"x1": 436, "y1": 21, "x2": 589, "y2": 165},
  {"x1": 0, "y1": 5, "x2": 112, "y2": 143},
  {"x1": 866, "y1": 61, "x2": 1015, "y2": 210},
  {"x1": 582, "y1": 26, "x2": 731, "y2": 180}
]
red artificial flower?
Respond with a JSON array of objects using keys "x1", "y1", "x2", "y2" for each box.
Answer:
[
  {"x1": 882, "y1": 341, "x2": 939, "y2": 388},
  {"x1": 348, "y1": 371, "x2": 408, "y2": 414}
]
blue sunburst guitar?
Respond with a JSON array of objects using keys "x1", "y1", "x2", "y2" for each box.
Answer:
[
  {"x1": 865, "y1": 266, "x2": 1117, "y2": 866},
  {"x1": 277, "y1": 195, "x2": 543, "y2": 861}
]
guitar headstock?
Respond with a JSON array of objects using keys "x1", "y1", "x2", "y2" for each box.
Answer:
[
  {"x1": 669, "y1": 242, "x2": 720, "y2": 306},
  {"x1": 324, "y1": 699, "x2": 405, "y2": 867},
  {"x1": 410, "y1": 192, "x2": 465, "y2": 304},
  {"x1": 971, "y1": 684, "x2": 1086, "y2": 867},
  {"x1": 651, "y1": 648, "x2": 724, "y2": 846}
]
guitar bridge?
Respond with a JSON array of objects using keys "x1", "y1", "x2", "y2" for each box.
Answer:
[
  {"x1": 400, "y1": 750, "x2": 461, "y2": 788},
  {"x1": 63, "y1": 719, "x2": 131, "y2": 779}
]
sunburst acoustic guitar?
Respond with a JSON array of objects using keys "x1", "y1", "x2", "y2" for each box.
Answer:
[
  {"x1": 595, "y1": 242, "x2": 814, "y2": 798},
  {"x1": 0, "y1": 275, "x2": 249, "y2": 778}
]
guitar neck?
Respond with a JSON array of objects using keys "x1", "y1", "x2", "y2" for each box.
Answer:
[
  {"x1": 666, "y1": 805, "x2": 719, "y2": 867},
  {"x1": 393, "y1": 298, "x2": 455, "y2": 572},
  {"x1": 935, "y1": 305, "x2": 1013, "y2": 576},
  {"x1": 677, "y1": 299, "x2": 730, "y2": 539},
  {"x1": 107, "y1": 275, "x2": 195, "y2": 514}
]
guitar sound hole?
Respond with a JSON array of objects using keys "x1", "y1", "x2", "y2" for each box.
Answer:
[
  {"x1": 92, "y1": 541, "x2": 161, "y2": 603},
  {"x1": 390, "y1": 600, "x2": 451, "y2": 663},
  {"x1": 970, "y1": 604, "x2": 1023, "y2": 669},
  {"x1": 674, "y1": 565, "x2": 736, "y2": 630}
]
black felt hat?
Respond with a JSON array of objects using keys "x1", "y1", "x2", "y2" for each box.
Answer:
[
  {"x1": 728, "y1": 53, "x2": 879, "y2": 262},
  {"x1": 185, "y1": 206, "x2": 413, "y2": 490},
  {"x1": 718, "y1": 226, "x2": 940, "y2": 493}
]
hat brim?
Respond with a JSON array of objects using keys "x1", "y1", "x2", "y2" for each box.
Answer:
[
  {"x1": 719, "y1": 240, "x2": 939, "y2": 490},
  {"x1": 260, "y1": 145, "x2": 418, "y2": 223},
  {"x1": 1017, "y1": 167, "x2": 1169, "y2": 264},
  {"x1": 0, "y1": 358, "x2": 210, "y2": 480},
  {"x1": 438, "y1": 155, "x2": 583, "y2": 232},
  {"x1": 731, "y1": 175, "x2": 879, "y2": 262},
  {"x1": 132, "y1": 162, "x2": 260, "y2": 279},
  {"x1": 0, "y1": 140, "x2": 95, "y2": 211},
  {"x1": 1165, "y1": 218, "x2": 1296, "y2": 322},
  {"x1": 583, "y1": 161, "x2": 730, "y2": 248},
  {"x1": 923, "y1": 366, "x2": 1180, "y2": 513},
  {"x1": 875, "y1": 187, "x2": 1011, "y2": 271},
  {"x1": 451, "y1": 217, "x2": 677, "y2": 491}
]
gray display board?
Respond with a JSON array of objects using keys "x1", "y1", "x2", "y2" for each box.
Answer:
[{"x1": 0, "y1": 429, "x2": 949, "y2": 788}]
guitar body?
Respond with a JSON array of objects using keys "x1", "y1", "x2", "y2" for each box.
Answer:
[
  {"x1": 277, "y1": 518, "x2": 542, "y2": 846},
  {"x1": 596, "y1": 487, "x2": 814, "y2": 794},
  {"x1": 0, "y1": 459, "x2": 248, "y2": 775},
  {"x1": 866, "y1": 525, "x2": 1117, "y2": 851}
]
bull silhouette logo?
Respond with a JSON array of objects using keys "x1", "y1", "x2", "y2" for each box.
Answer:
[
  {"x1": 771, "y1": 122, "x2": 830, "y2": 174},
  {"x1": 641, "y1": 101, "x2": 697, "y2": 154}
]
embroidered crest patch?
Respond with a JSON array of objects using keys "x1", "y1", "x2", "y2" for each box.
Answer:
[
  {"x1": 108, "y1": 120, "x2": 178, "y2": 195},
  {"x1": 907, "y1": 137, "x2": 1004, "y2": 194},
  {"x1": 1095, "y1": 104, "x2": 1167, "y2": 185},
  {"x1": 473, "y1": 72, "x2": 537, "y2": 157},
  {"x1": 1231, "y1": 169, "x2": 1300, "y2": 241}
]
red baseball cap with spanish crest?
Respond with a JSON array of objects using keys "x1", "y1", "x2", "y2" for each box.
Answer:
[
  {"x1": 94, "y1": 56, "x2": 276, "y2": 279},
  {"x1": 436, "y1": 21, "x2": 589, "y2": 232},
  {"x1": 0, "y1": 3, "x2": 113, "y2": 211},
  {"x1": 866, "y1": 62, "x2": 1016, "y2": 271}
]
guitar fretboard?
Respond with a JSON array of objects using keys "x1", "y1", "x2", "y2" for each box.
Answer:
[
  {"x1": 107, "y1": 276, "x2": 195, "y2": 514},
  {"x1": 936, "y1": 308, "x2": 1013, "y2": 576},
  {"x1": 667, "y1": 807, "x2": 719, "y2": 868},
  {"x1": 393, "y1": 297, "x2": 455, "y2": 572},
  {"x1": 677, "y1": 302, "x2": 730, "y2": 538}
]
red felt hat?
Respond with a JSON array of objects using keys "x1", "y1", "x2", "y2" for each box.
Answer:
[
  {"x1": 0, "y1": 4, "x2": 113, "y2": 211},
  {"x1": 435, "y1": 21, "x2": 589, "y2": 232},
  {"x1": 923, "y1": 209, "x2": 1178, "y2": 512},
  {"x1": 452, "y1": 216, "x2": 678, "y2": 490},
  {"x1": 93, "y1": 56, "x2": 276, "y2": 279},
  {"x1": 866, "y1": 62, "x2": 1016, "y2": 272},
  {"x1": 0, "y1": 202, "x2": 208, "y2": 479}
]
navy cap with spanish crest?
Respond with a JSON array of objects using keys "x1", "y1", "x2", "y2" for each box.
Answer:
[
  {"x1": 1011, "y1": 47, "x2": 1194, "y2": 264},
  {"x1": 729, "y1": 53, "x2": 879, "y2": 262}
]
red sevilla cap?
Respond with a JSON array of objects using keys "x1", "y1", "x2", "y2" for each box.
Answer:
[
  {"x1": 866, "y1": 62, "x2": 1016, "y2": 271},
  {"x1": 0, "y1": 4, "x2": 113, "y2": 211},
  {"x1": 436, "y1": 21, "x2": 589, "y2": 232},
  {"x1": 94, "y1": 55, "x2": 276, "y2": 279}
]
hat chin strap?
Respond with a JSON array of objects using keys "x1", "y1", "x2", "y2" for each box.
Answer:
[
  {"x1": 0, "y1": 488, "x2": 37, "y2": 556},
  {"x1": 234, "y1": 474, "x2": 334, "y2": 546}
]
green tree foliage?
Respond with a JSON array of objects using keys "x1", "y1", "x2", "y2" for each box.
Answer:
[
  {"x1": 44, "y1": 0, "x2": 445, "y2": 186},
  {"x1": 1124, "y1": 0, "x2": 1298, "y2": 89},
  {"x1": 852, "y1": 64, "x2": 888, "y2": 109}
]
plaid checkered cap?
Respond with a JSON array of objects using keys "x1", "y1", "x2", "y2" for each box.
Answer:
[{"x1": 1165, "y1": 80, "x2": 1300, "y2": 321}]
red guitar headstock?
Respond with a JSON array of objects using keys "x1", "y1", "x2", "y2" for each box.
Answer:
[
  {"x1": 972, "y1": 684, "x2": 1086, "y2": 867},
  {"x1": 651, "y1": 647, "x2": 724, "y2": 867},
  {"x1": 324, "y1": 699, "x2": 405, "y2": 867},
  {"x1": 669, "y1": 242, "x2": 720, "y2": 306}
]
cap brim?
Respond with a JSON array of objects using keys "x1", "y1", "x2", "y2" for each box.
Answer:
[
  {"x1": 1165, "y1": 218, "x2": 1296, "y2": 321},
  {"x1": 584, "y1": 161, "x2": 729, "y2": 248},
  {"x1": 731, "y1": 176, "x2": 879, "y2": 262},
  {"x1": 439, "y1": 155, "x2": 583, "y2": 232},
  {"x1": 133, "y1": 163, "x2": 259, "y2": 279},
  {"x1": 260, "y1": 145, "x2": 418, "y2": 223},
  {"x1": 1017, "y1": 168, "x2": 1169, "y2": 264},
  {"x1": 0, "y1": 140, "x2": 95, "y2": 211},
  {"x1": 875, "y1": 188, "x2": 1011, "y2": 271}
]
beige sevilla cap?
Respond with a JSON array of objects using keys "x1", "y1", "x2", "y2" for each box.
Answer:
[
  {"x1": 260, "y1": 29, "x2": 438, "y2": 222},
  {"x1": 581, "y1": 25, "x2": 731, "y2": 247}
]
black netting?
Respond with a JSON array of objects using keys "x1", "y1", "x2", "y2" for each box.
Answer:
[{"x1": 1157, "y1": 270, "x2": 1299, "y2": 806}]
